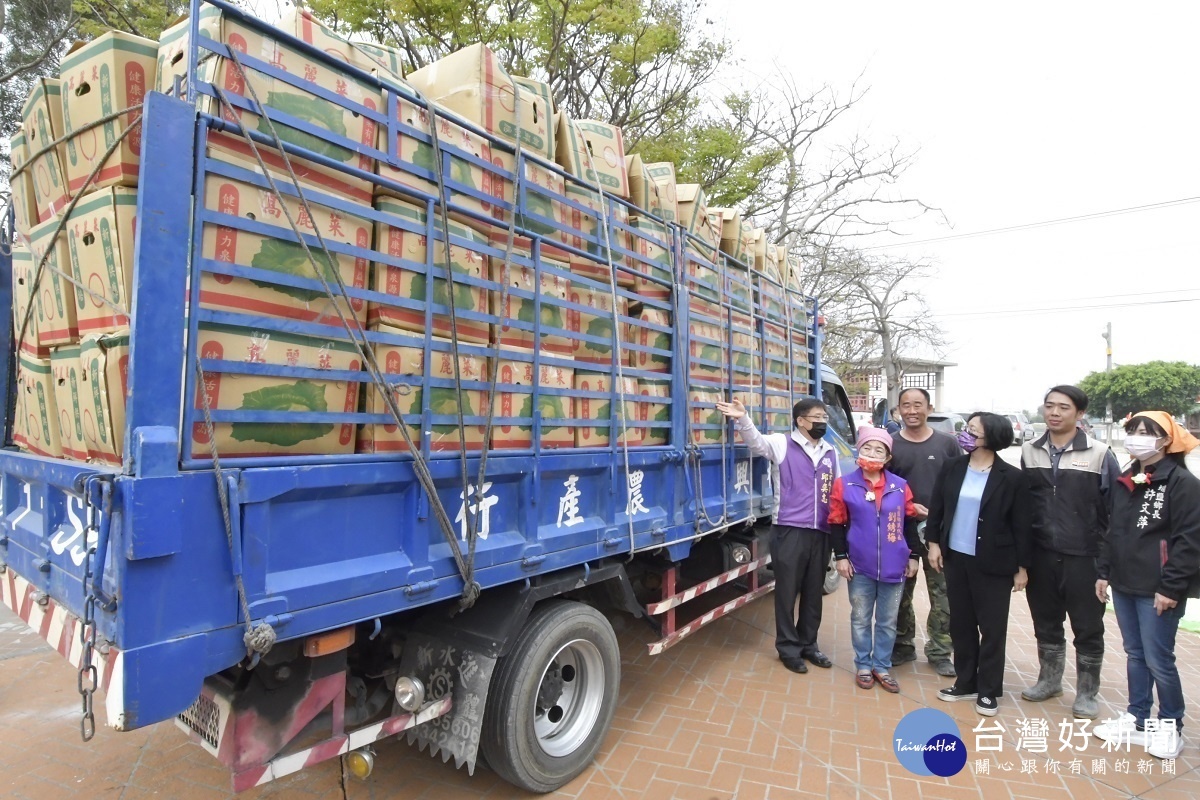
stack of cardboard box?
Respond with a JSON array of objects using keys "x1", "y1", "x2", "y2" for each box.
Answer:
[
  {"x1": 14, "y1": 13, "x2": 846, "y2": 461},
  {"x1": 625, "y1": 154, "x2": 664, "y2": 219},
  {"x1": 359, "y1": 337, "x2": 490, "y2": 454},
  {"x1": 7, "y1": 31, "x2": 157, "y2": 464},
  {"x1": 157, "y1": 8, "x2": 383, "y2": 203},
  {"x1": 381, "y1": 40, "x2": 673, "y2": 451},
  {"x1": 156, "y1": 9, "x2": 411, "y2": 459},
  {"x1": 490, "y1": 354, "x2": 575, "y2": 449},
  {"x1": 190, "y1": 324, "x2": 362, "y2": 459}
]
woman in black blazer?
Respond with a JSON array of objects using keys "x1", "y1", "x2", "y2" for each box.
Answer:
[{"x1": 926, "y1": 412, "x2": 1033, "y2": 717}]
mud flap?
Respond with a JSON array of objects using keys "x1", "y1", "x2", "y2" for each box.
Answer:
[{"x1": 401, "y1": 632, "x2": 496, "y2": 773}]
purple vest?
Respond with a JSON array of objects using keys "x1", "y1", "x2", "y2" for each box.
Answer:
[
  {"x1": 843, "y1": 469, "x2": 911, "y2": 583},
  {"x1": 777, "y1": 436, "x2": 836, "y2": 532}
]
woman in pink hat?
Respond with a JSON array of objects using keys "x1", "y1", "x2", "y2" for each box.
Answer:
[{"x1": 830, "y1": 426, "x2": 922, "y2": 692}]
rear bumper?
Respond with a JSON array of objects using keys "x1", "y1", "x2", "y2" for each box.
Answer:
[{"x1": 1, "y1": 566, "x2": 126, "y2": 729}]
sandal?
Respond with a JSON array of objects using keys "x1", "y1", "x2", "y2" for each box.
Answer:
[
  {"x1": 873, "y1": 670, "x2": 900, "y2": 693},
  {"x1": 856, "y1": 671, "x2": 875, "y2": 690}
]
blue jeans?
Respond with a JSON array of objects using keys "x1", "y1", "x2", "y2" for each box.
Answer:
[
  {"x1": 848, "y1": 573, "x2": 905, "y2": 672},
  {"x1": 1111, "y1": 590, "x2": 1187, "y2": 732}
]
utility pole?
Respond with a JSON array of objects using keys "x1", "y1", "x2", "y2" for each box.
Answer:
[{"x1": 1103, "y1": 322, "x2": 1113, "y2": 443}]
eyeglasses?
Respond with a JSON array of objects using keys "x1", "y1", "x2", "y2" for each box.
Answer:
[{"x1": 802, "y1": 415, "x2": 830, "y2": 423}]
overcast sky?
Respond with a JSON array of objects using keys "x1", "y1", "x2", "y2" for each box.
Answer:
[{"x1": 717, "y1": 1, "x2": 1200, "y2": 416}]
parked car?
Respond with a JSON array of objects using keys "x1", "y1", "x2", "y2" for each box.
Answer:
[
  {"x1": 928, "y1": 412, "x2": 967, "y2": 435},
  {"x1": 1007, "y1": 413, "x2": 1035, "y2": 442}
]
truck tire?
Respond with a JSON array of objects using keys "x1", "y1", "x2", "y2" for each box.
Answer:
[{"x1": 479, "y1": 600, "x2": 620, "y2": 793}]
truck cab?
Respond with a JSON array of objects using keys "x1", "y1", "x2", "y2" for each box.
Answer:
[{"x1": 820, "y1": 364, "x2": 859, "y2": 473}]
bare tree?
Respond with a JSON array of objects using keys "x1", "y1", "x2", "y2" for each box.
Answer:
[
  {"x1": 679, "y1": 70, "x2": 943, "y2": 247},
  {"x1": 0, "y1": 0, "x2": 76, "y2": 85},
  {"x1": 675, "y1": 72, "x2": 950, "y2": 390},
  {"x1": 803, "y1": 249, "x2": 946, "y2": 407}
]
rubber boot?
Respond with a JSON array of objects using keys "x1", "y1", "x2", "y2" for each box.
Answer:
[
  {"x1": 1072, "y1": 652, "x2": 1103, "y2": 719},
  {"x1": 1021, "y1": 643, "x2": 1066, "y2": 702}
]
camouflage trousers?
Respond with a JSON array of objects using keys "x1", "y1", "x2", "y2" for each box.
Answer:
[{"x1": 893, "y1": 555, "x2": 952, "y2": 662}]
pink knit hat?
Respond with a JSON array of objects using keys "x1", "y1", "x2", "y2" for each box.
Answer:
[{"x1": 856, "y1": 426, "x2": 894, "y2": 453}]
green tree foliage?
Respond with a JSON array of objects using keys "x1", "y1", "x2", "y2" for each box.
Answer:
[
  {"x1": 72, "y1": 0, "x2": 186, "y2": 41},
  {"x1": 309, "y1": 0, "x2": 727, "y2": 148},
  {"x1": 1078, "y1": 361, "x2": 1200, "y2": 419},
  {"x1": 1, "y1": 0, "x2": 76, "y2": 184},
  {"x1": 635, "y1": 90, "x2": 783, "y2": 208},
  {"x1": 311, "y1": 0, "x2": 934, "y2": 247}
]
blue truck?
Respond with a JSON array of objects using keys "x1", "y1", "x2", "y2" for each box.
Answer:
[{"x1": 0, "y1": 0, "x2": 859, "y2": 792}]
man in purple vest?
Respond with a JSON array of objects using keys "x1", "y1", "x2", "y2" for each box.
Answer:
[{"x1": 717, "y1": 397, "x2": 840, "y2": 673}]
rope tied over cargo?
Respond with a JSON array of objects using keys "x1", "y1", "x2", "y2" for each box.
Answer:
[
  {"x1": 194, "y1": 358, "x2": 277, "y2": 659},
  {"x1": 9, "y1": 109, "x2": 143, "y2": 394},
  {"x1": 209, "y1": 50, "x2": 491, "y2": 611},
  {"x1": 244, "y1": 621, "x2": 278, "y2": 654},
  {"x1": 687, "y1": 245, "x2": 730, "y2": 533},
  {"x1": 579, "y1": 135, "x2": 638, "y2": 558},
  {"x1": 422, "y1": 84, "x2": 486, "y2": 612},
  {"x1": 452, "y1": 64, "x2": 528, "y2": 612},
  {"x1": 11, "y1": 104, "x2": 145, "y2": 183}
]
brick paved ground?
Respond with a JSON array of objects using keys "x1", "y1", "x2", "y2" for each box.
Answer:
[{"x1": 2, "y1": 581, "x2": 1198, "y2": 799}]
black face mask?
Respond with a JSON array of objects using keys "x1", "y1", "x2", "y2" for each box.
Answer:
[{"x1": 807, "y1": 422, "x2": 828, "y2": 439}]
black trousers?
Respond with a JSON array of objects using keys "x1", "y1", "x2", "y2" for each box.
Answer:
[
  {"x1": 944, "y1": 550, "x2": 1013, "y2": 698},
  {"x1": 1026, "y1": 545, "x2": 1105, "y2": 656},
  {"x1": 770, "y1": 525, "x2": 830, "y2": 660}
]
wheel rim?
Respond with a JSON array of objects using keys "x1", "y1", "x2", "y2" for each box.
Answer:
[{"x1": 533, "y1": 638, "x2": 605, "y2": 758}]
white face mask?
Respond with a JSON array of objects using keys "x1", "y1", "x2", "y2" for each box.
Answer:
[{"x1": 1125, "y1": 434, "x2": 1164, "y2": 460}]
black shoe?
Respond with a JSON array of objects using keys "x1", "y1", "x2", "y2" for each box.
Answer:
[
  {"x1": 781, "y1": 656, "x2": 808, "y2": 674},
  {"x1": 801, "y1": 649, "x2": 833, "y2": 669},
  {"x1": 892, "y1": 651, "x2": 917, "y2": 666},
  {"x1": 938, "y1": 686, "x2": 978, "y2": 702},
  {"x1": 976, "y1": 696, "x2": 999, "y2": 716}
]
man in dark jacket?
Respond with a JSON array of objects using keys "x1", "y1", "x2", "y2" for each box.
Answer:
[{"x1": 1021, "y1": 385, "x2": 1121, "y2": 718}]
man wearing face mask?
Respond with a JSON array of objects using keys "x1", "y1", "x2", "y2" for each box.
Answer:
[
  {"x1": 1021, "y1": 385, "x2": 1122, "y2": 719},
  {"x1": 716, "y1": 397, "x2": 840, "y2": 674}
]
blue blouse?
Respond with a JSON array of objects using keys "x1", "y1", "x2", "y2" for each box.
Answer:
[{"x1": 948, "y1": 467, "x2": 989, "y2": 556}]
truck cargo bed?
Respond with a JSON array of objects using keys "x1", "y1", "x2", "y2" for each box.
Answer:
[{"x1": 0, "y1": 0, "x2": 819, "y2": 735}]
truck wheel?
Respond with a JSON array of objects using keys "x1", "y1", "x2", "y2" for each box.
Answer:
[
  {"x1": 823, "y1": 554, "x2": 842, "y2": 595},
  {"x1": 479, "y1": 600, "x2": 620, "y2": 793}
]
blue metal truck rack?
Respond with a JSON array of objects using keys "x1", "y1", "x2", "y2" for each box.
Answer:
[{"x1": 0, "y1": 0, "x2": 855, "y2": 791}]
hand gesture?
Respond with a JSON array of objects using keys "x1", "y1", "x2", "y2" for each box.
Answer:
[
  {"x1": 927, "y1": 543, "x2": 943, "y2": 573},
  {"x1": 1013, "y1": 567, "x2": 1028, "y2": 593},
  {"x1": 1154, "y1": 593, "x2": 1178, "y2": 616},
  {"x1": 715, "y1": 398, "x2": 747, "y2": 420}
]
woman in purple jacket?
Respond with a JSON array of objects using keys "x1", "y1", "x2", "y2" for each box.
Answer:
[{"x1": 831, "y1": 427, "x2": 922, "y2": 692}]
